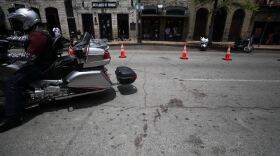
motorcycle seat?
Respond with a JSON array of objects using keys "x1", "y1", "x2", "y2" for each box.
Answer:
[{"x1": 41, "y1": 56, "x2": 77, "y2": 79}]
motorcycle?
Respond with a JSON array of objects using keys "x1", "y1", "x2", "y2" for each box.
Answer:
[
  {"x1": 0, "y1": 32, "x2": 137, "y2": 107},
  {"x1": 200, "y1": 36, "x2": 209, "y2": 51},
  {"x1": 233, "y1": 36, "x2": 254, "y2": 53}
]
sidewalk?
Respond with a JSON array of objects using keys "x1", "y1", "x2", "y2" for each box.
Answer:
[{"x1": 108, "y1": 40, "x2": 280, "y2": 50}]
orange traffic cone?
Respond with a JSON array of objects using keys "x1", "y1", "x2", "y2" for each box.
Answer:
[
  {"x1": 223, "y1": 44, "x2": 232, "y2": 61},
  {"x1": 180, "y1": 44, "x2": 188, "y2": 60},
  {"x1": 119, "y1": 43, "x2": 126, "y2": 58}
]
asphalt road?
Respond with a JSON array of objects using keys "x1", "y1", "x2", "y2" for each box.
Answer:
[{"x1": 0, "y1": 46, "x2": 280, "y2": 156}]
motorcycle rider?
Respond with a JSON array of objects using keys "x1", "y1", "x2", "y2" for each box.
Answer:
[{"x1": 0, "y1": 8, "x2": 56, "y2": 132}]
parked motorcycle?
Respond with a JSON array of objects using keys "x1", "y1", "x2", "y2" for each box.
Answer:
[
  {"x1": 200, "y1": 36, "x2": 209, "y2": 51},
  {"x1": 233, "y1": 36, "x2": 254, "y2": 53},
  {"x1": 0, "y1": 32, "x2": 137, "y2": 107}
]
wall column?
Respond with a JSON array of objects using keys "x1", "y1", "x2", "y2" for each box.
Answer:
[
  {"x1": 222, "y1": 10, "x2": 234, "y2": 41},
  {"x1": 241, "y1": 11, "x2": 253, "y2": 38},
  {"x1": 112, "y1": 13, "x2": 118, "y2": 40},
  {"x1": 188, "y1": 6, "x2": 196, "y2": 40}
]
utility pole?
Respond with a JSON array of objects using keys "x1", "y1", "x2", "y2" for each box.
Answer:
[{"x1": 136, "y1": 0, "x2": 142, "y2": 43}]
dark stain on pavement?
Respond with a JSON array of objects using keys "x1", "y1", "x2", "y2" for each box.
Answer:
[
  {"x1": 142, "y1": 119, "x2": 148, "y2": 122},
  {"x1": 143, "y1": 123, "x2": 148, "y2": 133},
  {"x1": 134, "y1": 134, "x2": 146, "y2": 150},
  {"x1": 221, "y1": 95, "x2": 228, "y2": 98},
  {"x1": 111, "y1": 143, "x2": 122, "y2": 149},
  {"x1": 159, "y1": 57, "x2": 169, "y2": 60},
  {"x1": 167, "y1": 98, "x2": 184, "y2": 108},
  {"x1": 134, "y1": 136, "x2": 143, "y2": 150},
  {"x1": 191, "y1": 89, "x2": 207, "y2": 99},
  {"x1": 193, "y1": 149, "x2": 201, "y2": 156},
  {"x1": 211, "y1": 146, "x2": 226, "y2": 156},
  {"x1": 157, "y1": 98, "x2": 184, "y2": 114},
  {"x1": 160, "y1": 104, "x2": 168, "y2": 113},
  {"x1": 185, "y1": 135, "x2": 204, "y2": 146},
  {"x1": 153, "y1": 109, "x2": 161, "y2": 124}
]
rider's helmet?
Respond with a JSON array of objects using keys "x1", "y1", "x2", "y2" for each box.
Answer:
[{"x1": 8, "y1": 8, "x2": 41, "y2": 31}]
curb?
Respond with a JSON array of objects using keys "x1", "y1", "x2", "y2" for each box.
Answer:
[{"x1": 108, "y1": 42, "x2": 280, "y2": 51}]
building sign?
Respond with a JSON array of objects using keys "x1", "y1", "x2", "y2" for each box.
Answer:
[{"x1": 92, "y1": 2, "x2": 117, "y2": 8}]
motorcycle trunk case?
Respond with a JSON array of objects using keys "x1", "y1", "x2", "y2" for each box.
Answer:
[{"x1": 115, "y1": 66, "x2": 137, "y2": 84}]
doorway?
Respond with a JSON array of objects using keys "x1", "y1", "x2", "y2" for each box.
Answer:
[
  {"x1": 82, "y1": 14, "x2": 95, "y2": 37},
  {"x1": 165, "y1": 18, "x2": 184, "y2": 41},
  {"x1": 0, "y1": 7, "x2": 7, "y2": 35},
  {"x1": 193, "y1": 8, "x2": 208, "y2": 40},
  {"x1": 142, "y1": 17, "x2": 160, "y2": 40},
  {"x1": 228, "y1": 9, "x2": 245, "y2": 41},
  {"x1": 117, "y1": 14, "x2": 129, "y2": 40},
  {"x1": 45, "y1": 7, "x2": 61, "y2": 37},
  {"x1": 98, "y1": 14, "x2": 112, "y2": 40},
  {"x1": 212, "y1": 8, "x2": 227, "y2": 41}
]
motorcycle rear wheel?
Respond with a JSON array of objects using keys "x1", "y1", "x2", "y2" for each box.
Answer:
[{"x1": 244, "y1": 46, "x2": 253, "y2": 53}]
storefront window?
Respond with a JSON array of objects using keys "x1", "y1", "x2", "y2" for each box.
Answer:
[
  {"x1": 142, "y1": 17, "x2": 160, "y2": 40},
  {"x1": 98, "y1": 14, "x2": 113, "y2": 40},
  {"x1": 165, "y1": 18, "x2": 184, "y2": 41}
]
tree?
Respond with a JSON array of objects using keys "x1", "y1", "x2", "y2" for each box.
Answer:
[{"x1": 193, "y1": 0, "x2": 259, "y2": 45}]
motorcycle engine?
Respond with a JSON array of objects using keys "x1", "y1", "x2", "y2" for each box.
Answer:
[{"x1": 31, "y1": 86, "x2": 69, "y2": 101}]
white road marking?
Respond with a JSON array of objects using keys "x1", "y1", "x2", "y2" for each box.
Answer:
[{"x1": 182, "y1": 78, "x2": 280, "y2": 83}]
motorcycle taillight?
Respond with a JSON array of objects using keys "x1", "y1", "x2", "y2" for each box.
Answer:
[
  {"x1": 103, "y1": 51, "x2": 111, "y2": 59},
  {"x1": 68, "y1": 48, "x2": 75, "y2": 55}
]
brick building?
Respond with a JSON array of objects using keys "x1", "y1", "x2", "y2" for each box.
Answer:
[{"x1": 1, "y1": 0, "x2": 278, "y2": 45}]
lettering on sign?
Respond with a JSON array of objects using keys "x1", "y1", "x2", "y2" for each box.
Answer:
[{"x1": 92, "y1": 2, "x2": 117, "y2": 8}]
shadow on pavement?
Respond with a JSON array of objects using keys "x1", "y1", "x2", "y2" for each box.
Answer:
[
  {"x1": 3, "y1": 87, "x2": 117, "y2": 124},
  {"x1": 117, "y1": 84, "x2": 137, "y2": 95}
]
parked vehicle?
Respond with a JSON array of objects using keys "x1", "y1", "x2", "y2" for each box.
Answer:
[
  {"x1": 233, "y1": 36, "x2": 254, "y2": 53},
  {"x1": 0, "y1": 32, "x2": 137, "y2": 107},
  {"x1": 200, "y1": 36, "x2": 209, "y2": 51}
]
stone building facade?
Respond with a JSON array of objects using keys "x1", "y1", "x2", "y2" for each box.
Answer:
[
  {"x1": 2, "y1": 0, "x2": 274, "y2": 43},
  {"x1": 0, "y1": 0, "x2": 70, "y2": 37},
  {"x1": 138, "y1": 0, "x2": 254, "y2": 41},
  {"x1": 71, "y1": 0, "x2": 137, "y2": 40},
  {"x1": 0, "y1": 0, "x2": 137, "y2": 40}
]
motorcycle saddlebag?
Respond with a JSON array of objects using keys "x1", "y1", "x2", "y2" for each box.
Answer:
[{"x1": 115, "y1": 66, "x2": 137, "y2": 84}]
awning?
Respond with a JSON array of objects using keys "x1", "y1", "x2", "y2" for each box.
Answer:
[
  {"x1": 141, "y1": 6, "x2": 158, "y2": 15},
  {"x1": 165, "y1": 6, "x2": 187, "y2": 16},
  {"x1": 140, "y1": 6, "x2": 189, "y2": 17}
]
